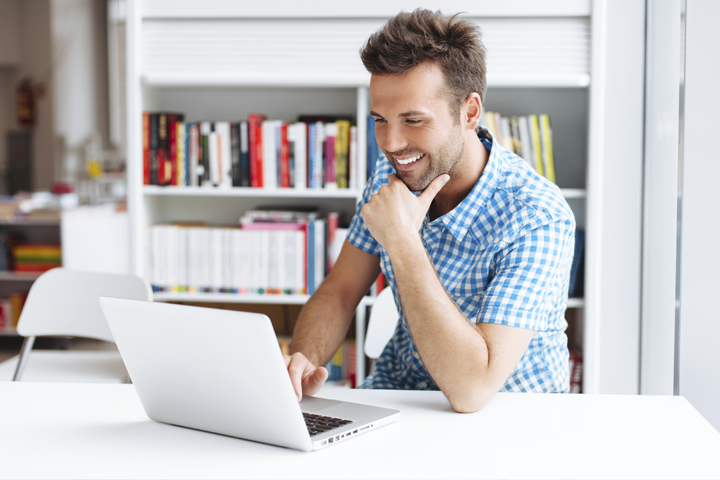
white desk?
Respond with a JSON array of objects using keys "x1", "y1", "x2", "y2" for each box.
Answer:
[{"x1": 1, "y1": 383, "x2": 719, "y2": 479}]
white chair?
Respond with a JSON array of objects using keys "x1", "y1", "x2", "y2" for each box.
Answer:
[
  {"x1": 364, "y1": 287, "x2": 400, "y2": 360},
  {"x1": 9, "y1": 268, "x2": 152, "y2": 382}
]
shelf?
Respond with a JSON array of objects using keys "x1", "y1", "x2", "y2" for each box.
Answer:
[
  {"x1": 0, "y1": 272, "x2": 42, "y2": 281},
  {"x1": 560, "y1": 189, "x2": 586, "y2": 199},
  {"x1": 143, "y1": 186, "x2": 361, "y2": 199},
  {"x1": 153, "y1": 292, "x2": 380, "y2": 306},
  {"x1": 0, "y1": 330, "x2": 18, "y2": 337},
  {"x1": 0, "y1": 217, "x2": 61, "y2": 226}
]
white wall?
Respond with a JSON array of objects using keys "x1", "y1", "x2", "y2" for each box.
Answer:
[
  {"x1": 50, "y1": 0, "x2": 109, "y2": 184},
  {"x1": 677, "y1": 0, "x2": 720, "y2": 432},
  {"x1": 640, "y1": 0, "x2": 681, "y2": 396}
]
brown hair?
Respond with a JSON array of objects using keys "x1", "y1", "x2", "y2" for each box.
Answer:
[{"x1": 360, "y1": 9, "x2": 487, "y2": 119}]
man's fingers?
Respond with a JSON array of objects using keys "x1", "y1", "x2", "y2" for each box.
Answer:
[
  {"x1": 286, "y1": 354, "x2": 307, "y2": 402},
  {"x1": 302, "y1": 366, "x2": 328, "y2": 397},
  {"x1": 419, "y1": 174, "x2": 450, "y2": 206}
]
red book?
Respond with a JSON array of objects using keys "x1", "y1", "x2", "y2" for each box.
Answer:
[
  {"x1": 248, "y1": 113, "x2": 267, "y2": 187},
  {"x1": 142, "y1": 112, "x2": 150, "y2": 185},
  {"x1": 169, "y1": 120, "x2": 178, "y2": 186},
  {"x1": 280, "y1": 123, "x2": 290, "y2": 188},
  {"x1": 158, "y1": 113, "x2": 184, "y2": 186},
  {"x1": 377, "y1": 272, "x2": 385, "y2": 292}
]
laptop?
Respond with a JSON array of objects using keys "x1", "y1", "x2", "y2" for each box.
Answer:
[{"x1": 98, "y1": 297, "x2": 400, "y2": 451}]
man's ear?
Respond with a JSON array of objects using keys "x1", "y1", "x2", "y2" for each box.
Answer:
[{"x1": 463, "y1": 92, "x2": 482, "y2": 132}]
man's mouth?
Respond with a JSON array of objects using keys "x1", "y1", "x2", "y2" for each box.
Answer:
[{"x1": 396, "y1": 154, "x2": 425, "y2": 165}]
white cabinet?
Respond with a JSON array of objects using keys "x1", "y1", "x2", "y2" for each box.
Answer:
[{"x1": 125, "y1": 0, "x2": 645, "y2": 392}]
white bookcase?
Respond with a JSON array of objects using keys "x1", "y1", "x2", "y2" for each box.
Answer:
[{"x1": 126, "y1": 0, "x2": 646, "y2": 393}]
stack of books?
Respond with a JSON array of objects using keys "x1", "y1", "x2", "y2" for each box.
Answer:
[
  {"x1": 0, "y1": 292, "x2": 27, "y2": 334},
  {"x1": 142, "y1": 113, "x2": 359, "y2": 190},
  {"x1": 146, "y1": 209, "x2": 343, "y2": 296},
  {"x1": 10, "y1": 244, "x2": 61, "y2": 273},
  {"x1": 325, "y1": 339, "x2": 357, "y2": 388},
  {"x1": 483, "y1": 112, "x2": 557, "y2": 184}
]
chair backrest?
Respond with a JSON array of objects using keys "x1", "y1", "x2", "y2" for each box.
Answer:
[
  {"x1": 16, "y1": 268, "x2": 153, "y2": 342},
  {"x1": 364, "y1": 287, "x2": 399, "y2": 359}
]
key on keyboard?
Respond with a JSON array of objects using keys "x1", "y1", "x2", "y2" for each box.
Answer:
[{"x1": 303, "y1": 412, "x2": 353, "y2": 437}]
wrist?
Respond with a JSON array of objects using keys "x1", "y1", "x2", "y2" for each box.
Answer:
[{"x1": 383, "y1": 231, "x2": 426, "y2": 261}]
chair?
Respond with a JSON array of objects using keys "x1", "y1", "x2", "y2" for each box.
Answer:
[
  {"x1": 9, "y1": 268, "x2": 152, "y2": 382},
  {"x1": 364, "y1": 287, "x2": 399, "y2": 360}
]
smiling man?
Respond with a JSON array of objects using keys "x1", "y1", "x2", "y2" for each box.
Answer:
[{"x1": 286, "y1": 9, "x2": 576, "y2": 413}]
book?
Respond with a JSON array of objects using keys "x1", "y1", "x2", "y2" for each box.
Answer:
[
  {"x1": 484, "y1": 110, "x2": 496, "y2": 139},
  {"x1": 248, "y1": 113, "x2": 267, "y2": 188},
  {"x1": 509, "y1": 117, "x2": 522, "y2": 157},
  {"x1": 529, "y1": 115, "x2": 544, "y2": 177},
  {"x1": 367, "y1": 115, "x2": 379, "y2": 179},
  {"x1": 279, "y1": 123, "x2": 291, "y2": 188},
  {"x1": 349, "y1": 125, "x2": 358, "y2": 190},
  {"x1": 335, "y1": 120, "x2": 350, "y2": 189},
  {"x1": 288, "y1": 122, "x2": 307, "y2": 190},
  {"x1": 324, "y1": 123, "x2": 337, "y2": 189},
  {"x1": 262, "y1": 120, "x2": 279, "y2": 189},
  {"x1": 239, "y1": 121, "x2": 250, "y2": 187},
  {"x1": 493, "y1": 112, "x2": 504, "y2": 147},
  {"x1": 188, "y1": 123, "x2": 199, "y2": 187},
  {"x1": 500, "y1": 117, "x2": 513, "y2": 152},
  {"x1": 149, "y1": 113, "x2": 159, "y2": 185},
  {"x1": 230, "y1": 123, "x2": 240, "y2": 187},
  {"x1": 142, "y1": 112, "x2": 150, "y2": 185},
  {"x1": 216, "y1": 121, "x2": 233, "y2": 188},
  {"x1": 539, "y1": 114, "x2": 556, "y2": 184},
  {"x1": 568, "y1": 228, "x2": 585, "y2": 297},
  {"x1": 517, "y1": 116, "x2": 534, "y2": 169}
]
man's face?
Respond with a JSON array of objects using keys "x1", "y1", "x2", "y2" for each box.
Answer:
[{"x1": 369, "y1": 62, "x2": 465, "y2": 192}]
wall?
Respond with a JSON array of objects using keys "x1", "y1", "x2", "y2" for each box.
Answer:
[
  {"x1": 678, "y1": 0, "x2": 720, "y2": 432},
  {"x1": 0, "y1": 0, "x2": 55, "y2": 193},
  {"x1": 50, "y1": 0, "x2": 109, "y2": 184}
]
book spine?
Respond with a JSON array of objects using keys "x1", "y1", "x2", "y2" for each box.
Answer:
[
  {"x1": 169, "y1": 120, "x2": 178, "y2": 186},
  {"x1": 315, "y1": 122, "x2": 325, "y2": 189},
  {"x1": 324, "y1": 123, "x2": 337, "y2": 189},
  {"x1": 540, "y1": 114, "x2": 556, "y2": 183},
  {"x1": 308, "y1": 123, "x2": 316, "y2": 189},
  {"x1": 248, "y1": 113, "x2": 266, "y2": 188},
  {"x1": 517, "y1": 116, "x2": 535, "y2": 169},
  {"x1": 189, "y1": 124, "x2": 199, "y2": 187},
  {"x1": 218, "y1": 122, "x2": 233, "y2": 188},
  {"x1": 158, "y1": 113, "x2": 168, "y2": 185},
  {"x1": 150, "y1": 114, "x2": 159, "y2": 185},
  {"x1": 529, "y1": 114, "x2": 544, "y2": 177},
  {"x1": 367, "y1": 115, "x2": 378, "y2": 179},
  {"x1": 231, "y1": 123, "x2": 240, "y2": 187},
  {"x1": 209, "y1": 130, "x2": 219, "y2": 187},
  {"x1": 280, "y1": 123, "x2": 290, "y2": 188},
  {"x1": 349, "y1": 125, "x2": 357, "y2": 190},
  {"x1": 142, "y1": 112, "x2": 150, "y2": 185},
  {"x1": 240, "y1": 121, "x2": 250, "y2": 187},
  {"x1": 335, "y1": 120, "x2": 350, "y2": 189}
]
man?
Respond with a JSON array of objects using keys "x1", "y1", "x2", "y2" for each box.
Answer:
[{"x1": 286, "y1": 9, "x2": 575, "y2": 413}]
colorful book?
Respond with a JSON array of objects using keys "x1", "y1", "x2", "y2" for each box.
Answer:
[
  {"x1": 248, "y1": 113, "x2": 267, "y2": 188},
  {"x1": 529, "y1": 115, "x2": 544, "y2": 177},
  {"x1": 324, "y1": 123, "x2": 337, "y2": 189},
  {"x1": 142, "y1": 112, "x2": 150, "y2": 185},
  {"x1": 239, "y1": 121, "x2": 250, "y2": 187},
  {"x1": 335, "y1": 120, "x2": 350, "y2": 189},
  {"x1": 539, "y1": 114, "x2": 556, "y2": 184}
]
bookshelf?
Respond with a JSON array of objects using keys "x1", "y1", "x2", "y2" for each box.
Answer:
[{"x1": 126, "y1": 0, "x2": 645, "y2": 393}]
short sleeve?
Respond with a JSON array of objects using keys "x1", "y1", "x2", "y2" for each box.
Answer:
[
  {"x1": 479, "y1": 217, "x2": 575, "y2": 331},
  {"x1": 346, "y1": 165, "x2": 382, "y2": 257}
]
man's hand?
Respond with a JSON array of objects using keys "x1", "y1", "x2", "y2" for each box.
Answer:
[
  {"x1": 361, "y1": 174, "x2": 449, "y2": 252},
  {"x1": 284, "y1": 352, "x2": 328, "y2": 401}
]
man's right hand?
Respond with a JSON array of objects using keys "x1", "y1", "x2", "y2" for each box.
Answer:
[{"x1": 284, "y1": 352, "x2": 328, "y2": 402}]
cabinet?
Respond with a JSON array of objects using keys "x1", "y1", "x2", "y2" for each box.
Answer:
[{"x1": 126, "y1": 0, "x2": 645, "y2": 392}]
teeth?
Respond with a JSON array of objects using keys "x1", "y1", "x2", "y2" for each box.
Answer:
[{"x1": 397, "y1": 154, "x2": 423, "y2": 165}]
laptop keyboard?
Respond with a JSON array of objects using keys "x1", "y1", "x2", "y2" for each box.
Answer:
[{"x1": 303, "y1": 413, "x2": 353, "y2": 437}]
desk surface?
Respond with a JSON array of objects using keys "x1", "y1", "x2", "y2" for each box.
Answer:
[{"x1": 1, "y1": 382, "x2": 718, "y2": 480}]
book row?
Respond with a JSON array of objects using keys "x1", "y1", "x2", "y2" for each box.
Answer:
[
  {"x1": 483, "y1": 112, "x2": 557, "y2": 184},
  {"x1": 0, "y1": 232, "x2": 62, "y2": 273},
  {"x1": 146, "y1": 213, "x2": 345, "y2": 295},
  {"x1": 142, "y1": 113, "x2": 363, "y2": 190},
  {"x1": 278, "y1": 337, "x2": 357, "y2": 388}
]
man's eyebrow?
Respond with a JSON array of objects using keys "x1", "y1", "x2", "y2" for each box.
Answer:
[{"x1": 369, "y1": 110, "x2": 427, "y2": 118}]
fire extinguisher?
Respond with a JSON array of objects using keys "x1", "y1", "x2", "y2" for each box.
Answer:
[{"x1": 16, "y1": 77, "x2": 36, "y2": 128}]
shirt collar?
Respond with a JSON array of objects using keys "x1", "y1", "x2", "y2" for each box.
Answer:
[{"x1": 431, "y1": 127, "x2": 503, "y2": 242}]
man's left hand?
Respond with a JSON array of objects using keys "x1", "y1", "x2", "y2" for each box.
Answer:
[{"x1": 361, "y1": 173, "x2": 449, "y2": 252}]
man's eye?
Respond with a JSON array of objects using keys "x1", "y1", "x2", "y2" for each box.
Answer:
[
  {"x1": 405, "y1": 119, "x2": 421, "y2": 124},
  {"x1": 374, "y1": 117, "x2": 386, "y2": 124}
]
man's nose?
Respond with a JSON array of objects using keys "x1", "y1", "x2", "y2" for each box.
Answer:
[{"x1": 381, "y1": 122, "x2": 408, "y2": 154}]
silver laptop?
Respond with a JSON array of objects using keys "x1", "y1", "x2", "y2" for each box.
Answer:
[{"x1": 98, "y1": 297, "x2": 399, "y2": 451}]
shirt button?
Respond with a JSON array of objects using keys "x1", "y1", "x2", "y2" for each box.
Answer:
[{"x1": 413, "y1": 352, "x2": 420, "y2": 360}]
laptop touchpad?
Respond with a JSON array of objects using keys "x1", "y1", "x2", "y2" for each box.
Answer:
[{"x1": 300, "y1": 396, "x2": 343, "y2": 412}]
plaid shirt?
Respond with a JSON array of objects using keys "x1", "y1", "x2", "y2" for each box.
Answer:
[{"x1": 348, "y1": 128, "x2": 575, "y2": 393}]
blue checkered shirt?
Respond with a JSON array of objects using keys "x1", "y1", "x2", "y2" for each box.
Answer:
[{"x1": 348, "y1": 128, "x2": 575, "y2": 393}]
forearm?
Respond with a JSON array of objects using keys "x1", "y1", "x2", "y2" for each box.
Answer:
[
  {"x1": 290, "y1": 281, "x2": 357, "y2": 368},
  {"x1": 389, "y1": 237, "x2": 493, "y2": 412}
]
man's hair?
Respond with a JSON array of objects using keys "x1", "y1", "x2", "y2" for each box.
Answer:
[{"x1": 360, "y1": 9, "x2": 487, "y2": 119}]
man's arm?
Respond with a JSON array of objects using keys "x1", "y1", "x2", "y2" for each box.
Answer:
[
  {"x1": 287, "y1": 240, "x2": 381, "y2": 400},
  {"x1": 361, "y1": 174, "x2": 534, "y2": 413}
]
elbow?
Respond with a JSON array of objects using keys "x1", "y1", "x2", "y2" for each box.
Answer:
[{"x1": 447, "y1": 387, "x2": 495, "y2": 414}]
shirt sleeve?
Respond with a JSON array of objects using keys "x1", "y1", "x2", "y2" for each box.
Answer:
[
  {"x1": 478, "y1": 216, "x2": 575, "y2": 331},
  {"x1": 346, "y1": 165, "x2": 382, "y2": 257}
]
